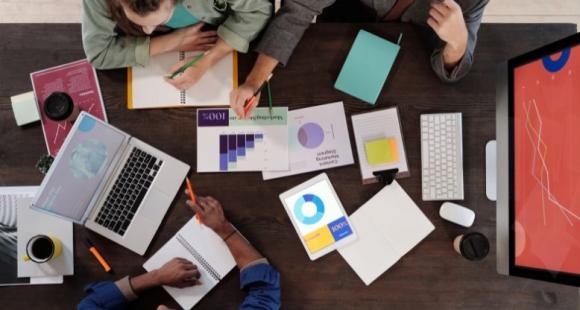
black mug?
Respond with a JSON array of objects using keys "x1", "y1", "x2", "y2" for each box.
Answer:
[
  {"x1": 453, "y1": 232, "x2": 489, "y2": 261},
  {"x1": 43, "y1": 91, "x2": 79, "y2": 122}
]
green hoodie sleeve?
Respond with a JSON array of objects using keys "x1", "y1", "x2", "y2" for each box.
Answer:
[
  {"x1": 81, "y1": 0, "x2": 150, "y2": 69},
  {"x1": 215, "y1": 0, "x2": 272, "y2": 53}
]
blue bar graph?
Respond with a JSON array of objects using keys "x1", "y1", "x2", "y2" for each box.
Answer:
[{"x1": 219, "y1": 133, "x2": 264, "y2": 171}]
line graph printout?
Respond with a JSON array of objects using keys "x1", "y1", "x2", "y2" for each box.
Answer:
[
  {"x1": 197, "y1": 108, "x2": 289, "y2": 172},
  {"x1": 514, "y1": 45, "x2": 580, "y2": 275}
]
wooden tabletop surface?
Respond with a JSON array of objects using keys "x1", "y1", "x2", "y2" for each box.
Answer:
[{"x1": 0, "y1": 23, "x2": 578, "y2": 309}]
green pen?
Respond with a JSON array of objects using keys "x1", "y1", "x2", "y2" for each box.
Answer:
[
  {"x1": 169, "y1": 51, "x2": 207, "y2": 79},
  {"x1": 266, "y1": 80, "x2": 273, "y2": 115}
]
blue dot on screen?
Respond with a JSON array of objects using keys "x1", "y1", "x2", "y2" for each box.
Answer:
[
  {"x1": 542, "y1": 48, "x2": 571, "y2": 73},
  {"x1": 78, "y1": 115, "x2": 97, "y2": 132}
]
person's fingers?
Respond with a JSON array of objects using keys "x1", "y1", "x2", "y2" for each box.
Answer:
[
  {"x1": 169, "y1": 59, "x2": 188, "y2": 73},
  {"x1": 427, "y1": 17, "x2": 439, "y2": 32},
  {"x1": 188, "y1": 201, "x2": 205, "y2": 215},
  {"x1": 196, "y1": 44, "x2": 216, "y2": 51},
  {"x1": 431, "y1": 2, "x2": 450, "y2": 16},
  {"x1": 188, "y1": 22, "x2": 205, "y2": 34},
  {"x1": 183, "y1": 269, "x2": 201, "y2": 280},
  {"x1": 429, "y1": 7, "x2": 444, "y2": 22},
  {"x1": 198, "y1": 36, "x2": 218, "y2": 45},
  {"x1": 174, "y1": 257, "x2": 190, "y2": 265},
  {"x1": 181, "y1": 260, "x2": 196, "y2": 269},
  {"x1": 199, "y1": 30, "x2": 218, "y2": 38},
  {"x1": 442, "y1": 0, "x2": 460, "y2": 10}
]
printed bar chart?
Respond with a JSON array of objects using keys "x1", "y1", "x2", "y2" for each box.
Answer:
[{"x1": 219, "y1": 133, "x2": 264, "y2": 171}]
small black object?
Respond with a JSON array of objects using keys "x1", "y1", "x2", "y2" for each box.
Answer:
[
  {"x1": 36, "y1": 154, "x2": 54, "y2": 175},
  {"x1": 373, "y1": 168, "x2": 399, "y2": 186},
  {"x1": 460, "y1": 232, "x2": 490, "y2": 261},
  {"x1": 44, "y1": 91, "x2": 74, "y2": 121}
]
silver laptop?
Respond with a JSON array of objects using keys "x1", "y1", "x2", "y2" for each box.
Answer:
[{"x1": 32, "y1": 112, "x2": 189, "y2": 255}]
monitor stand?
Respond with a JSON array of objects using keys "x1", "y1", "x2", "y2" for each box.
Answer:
[{"x1": 486, "y1": 140, "x2": 497, "y2": 201}]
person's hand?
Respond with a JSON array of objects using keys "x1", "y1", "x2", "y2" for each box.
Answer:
[
  {"x1": 172, "y1": 23, "x2": 217, "y2": 52},
  {"x1": 185, "y1": 195, "x2": 235, "y2": 239},
  {"x1": 165, "y1": 56, "x2": 211, "y2": 90},
  {"x1": 427, "y1": 0, "x2": 468, "y2": 55},
  {"x1": 152, "y1": 257, "x2": 201, "y2": 288},
  {"x1": 230, "y1": 82, "x2": 261, "y2": 119}
]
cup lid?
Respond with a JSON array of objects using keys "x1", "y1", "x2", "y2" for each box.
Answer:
[
  {"x1": 460, "y1": 232, "x2": 490, "y2": 261},
  {"x1": 44, "y1": 92, "x2": 74, "y2": 121}
]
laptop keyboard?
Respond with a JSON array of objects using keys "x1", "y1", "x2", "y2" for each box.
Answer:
[{"x1": 95, "y1": 148, "x2": 163, "y2": 236}]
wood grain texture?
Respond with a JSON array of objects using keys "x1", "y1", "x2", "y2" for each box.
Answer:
[{"x1": 0, "y1": 23, "x2": 578, "y2": 309}]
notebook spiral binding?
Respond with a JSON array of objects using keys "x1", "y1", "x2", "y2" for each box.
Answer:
[
  {"x1": 179, "y1": 51, "x2": 187, "y2": 104},
  {"x1": 176, "y1": 234, "x2": 222, "y2": 282}
]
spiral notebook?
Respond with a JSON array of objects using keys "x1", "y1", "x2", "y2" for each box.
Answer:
[
  {"x1": 143, "y1": 218, "x2": 236, "y2": 309},
  {"x1": 127, "y1": 51, "x2": 237, "y2": 109}
]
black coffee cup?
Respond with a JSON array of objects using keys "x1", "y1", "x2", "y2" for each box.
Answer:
[
  {"x1": 453, "y1": 232, "x2": 490, "y2": 261},
  {"x1": 23, "y1": 234, "x2": 62, "y2": 263},
  {"x1": 44, "y1": 91, "x2": 79, "y2": 122}
]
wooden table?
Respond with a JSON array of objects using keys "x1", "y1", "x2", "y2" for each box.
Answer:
[{"x1": 0, "y1": 23, "x2": 578, "y2": 309}]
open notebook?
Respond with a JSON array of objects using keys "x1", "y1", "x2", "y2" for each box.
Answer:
[
  {"x1": 128, "y1": 51, "x2": 237, "y2": 109},
  {"x1": 143, "y1": 218, "x2": 236, "y2": 309}
]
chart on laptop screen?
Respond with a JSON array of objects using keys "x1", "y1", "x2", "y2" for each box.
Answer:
[{"x1": 514, "y1": 45, "x2": 580, "y2": 275}]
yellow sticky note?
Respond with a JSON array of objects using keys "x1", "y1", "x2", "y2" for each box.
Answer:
[
  {"x1": 364, "y1": 137, "x2": 399, "y2": 165},
  {"x1": 304, "y1": 226, "x2": 334, "y2": 253}
]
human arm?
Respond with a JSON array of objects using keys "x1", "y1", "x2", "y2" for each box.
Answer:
[
  {"x1": 426, "y1": 0, "x2": 489, "y2": 82},
  {"x1": 165, "y1": 37, "x2": 233, "y2": 90},
  {"x1": 81, "y1": 0, "x2": 217, "y2": 69},
  {"x1": 228, "y1": 0, "x2": 335, "y2": 118},
  {"x1": 77, "y1": 258, "x2": 201, "y2": 310},
  {"x1": 186, "y1": 196, "x2": 281, "y2": 309},
  {"x1": 216, "y1": 0, "x2": 273, "y2": 53}
]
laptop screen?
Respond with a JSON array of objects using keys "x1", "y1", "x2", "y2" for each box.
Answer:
[{"x1": 34, "y1": 113, "x2": 125, "y2": 222}]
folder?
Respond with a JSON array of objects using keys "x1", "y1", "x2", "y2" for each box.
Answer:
[{"x1": 334, "y1": 30, "x2": 400, "y2": 105}]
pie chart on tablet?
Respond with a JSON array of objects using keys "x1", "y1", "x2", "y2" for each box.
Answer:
[{"x1": 298, "y1": 122, "x2": 324, "y2": 149}]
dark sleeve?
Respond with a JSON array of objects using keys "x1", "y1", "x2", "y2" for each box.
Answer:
[
  {"x1": 254, "y1": 0, "x2": 336, "y2": 66},
  {"x1": 77, "y1": 278, "x2": 136, "y2": 310},
  {"x1": 239, "y1": 263, "x2": 281, "y2": 310},
  {"x1": 430, "y1": 0, "x2": 489, "y2": 82}
]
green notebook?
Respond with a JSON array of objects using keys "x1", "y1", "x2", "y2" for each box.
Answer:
[{"x1": 335, "y1": 30, "x2": 400, "y2": 105}]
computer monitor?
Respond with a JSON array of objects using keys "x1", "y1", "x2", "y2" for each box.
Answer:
[{"x1": 496, "y1": 32, "x2": 579, "y2": 286}]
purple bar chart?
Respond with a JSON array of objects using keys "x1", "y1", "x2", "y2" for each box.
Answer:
[{"x1": 219, "y1": 133, "x2": 264, "y2": 171}]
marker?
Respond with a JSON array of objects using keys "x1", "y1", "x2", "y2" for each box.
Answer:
[
  {"x1": 169, "y1": 51, "x2": 208, "y2": 79},
  {"x1": 185, "y1": 178, "x2": 201, "y2": 223},
  {"x1": 397, "y1": 32, "x2": 403, "y2": 45},
  {"x1": 242, "y1": 74, "x2": 273, "y2": 116},
  {"x1": 84, "y1": 239, "x2": 112, "y2": 273}
]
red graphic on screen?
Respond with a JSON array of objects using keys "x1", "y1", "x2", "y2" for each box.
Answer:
[{"x1": 514, "y1": 45, "x2": 580, "y2": 275}]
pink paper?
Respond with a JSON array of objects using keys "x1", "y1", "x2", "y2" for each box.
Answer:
[{"x1": 31, "y1": 59, "x2": 107, "y2": 156}]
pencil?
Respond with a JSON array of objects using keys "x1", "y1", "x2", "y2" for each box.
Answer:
[
  {"x1": 169, "y1": 51, "x2": 207, "y2": 79},
  {"x1": 185, "y1": 178, "x2": 201, "y2": 223},
  {"x1": 242, "y1": 74, "x2": 273, "y2": 116}
]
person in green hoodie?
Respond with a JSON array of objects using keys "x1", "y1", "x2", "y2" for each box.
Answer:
[{"x1": 82, "y1": 0, "x2": 272, "y2": 90}]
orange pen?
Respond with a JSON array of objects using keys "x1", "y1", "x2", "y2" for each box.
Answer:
[
  {"x1": 185, "y1": 178, "x2": 201, "y2": 223},
  {"x1": 84, "y1": 239, "x2": 112, "y2": 273}
]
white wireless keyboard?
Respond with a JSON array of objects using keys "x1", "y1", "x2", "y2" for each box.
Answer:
[{"x1": 420, "y1": 113, "x2": 464, "y2": 201}]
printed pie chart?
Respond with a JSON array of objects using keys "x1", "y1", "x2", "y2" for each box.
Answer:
[
  {"x1": 298, "y1": 123, "x2": 324, "y2": 149},
  {"x1": 294, "y1": 194, "x2": 325, "y2": 225}
]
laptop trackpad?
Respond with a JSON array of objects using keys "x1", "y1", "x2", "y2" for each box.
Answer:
[{"x1": 139, "y1": 188, "x2": 171, "y2": 221}]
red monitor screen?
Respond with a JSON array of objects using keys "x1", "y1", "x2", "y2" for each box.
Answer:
[{"x1": 513, "y1": 45, "x2": 580, "y2": 275}]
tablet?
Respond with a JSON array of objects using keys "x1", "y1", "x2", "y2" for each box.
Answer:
[{"x1": 279, "y1": 173, "x2": 357, "y2": 260}]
